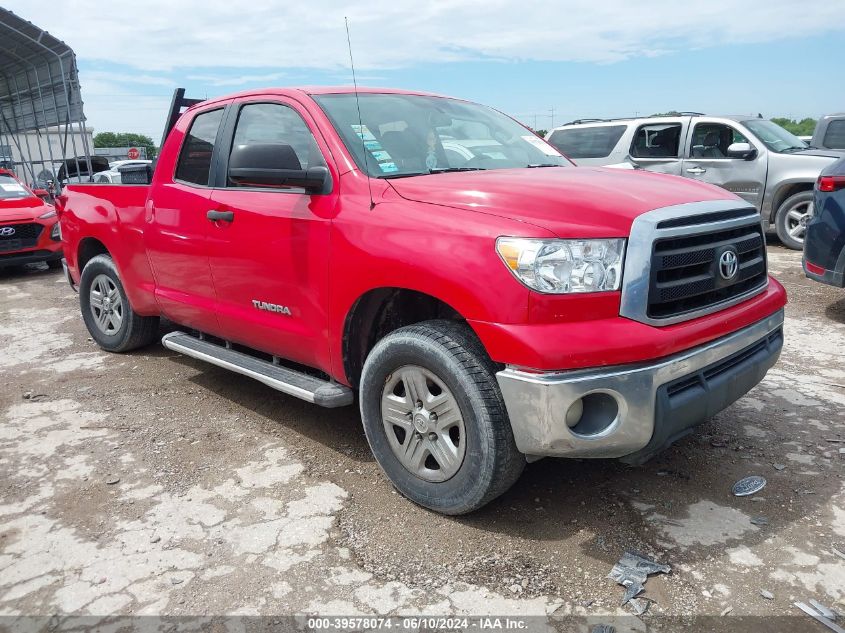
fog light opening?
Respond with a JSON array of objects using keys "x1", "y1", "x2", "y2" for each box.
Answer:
[
  {"x1": 568, "y1": 392, "x2": 619, "y2": 437},
  {"x1": 565, "y1": 398, "x2": 584, "y2": 428}
]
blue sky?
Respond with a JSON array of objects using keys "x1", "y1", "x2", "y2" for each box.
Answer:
[{"x1": 8, "y1": 1, "x2": 845, "y2": 141}]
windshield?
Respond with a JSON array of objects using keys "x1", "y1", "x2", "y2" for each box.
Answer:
[
  {"x1": 0, "y1": 174, "x2": 33, "y2": 200},
  {"x1": 743, "y1": 119, "x2": 807, "y2": 153},
  {"x1": 314, "y1": 93, "x2": 571, "y2": 177}
]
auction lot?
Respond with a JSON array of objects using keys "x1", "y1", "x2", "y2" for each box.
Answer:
[{"x1": 0, "y1": 243, "x2": 843, "y2": 629}]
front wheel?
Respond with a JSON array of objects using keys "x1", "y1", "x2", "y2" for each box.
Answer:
[
  {"x1": 359, "y1": 320, "x2": 524, "y2": 515},
  {"x1": 775, "y1": 191, "x2": 814, "y2": 250},
  {"x1": 79, "y1": 254, "x2": 159, "y2": 352}
]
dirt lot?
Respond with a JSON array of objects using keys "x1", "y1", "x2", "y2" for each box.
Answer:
[{"x1": 0, "y1": 243, "x2": 843, "y2": 631}]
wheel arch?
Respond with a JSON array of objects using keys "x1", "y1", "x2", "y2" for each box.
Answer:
[
  {"x1": 769, "y1": 180, "x2": 815, "y2": 222},
  {"x1": 77, "y1": 236, "x2": 110, "y2": 272},
  {"x1": 341, "y1": 287, "x2": 468, "y2": 388}
]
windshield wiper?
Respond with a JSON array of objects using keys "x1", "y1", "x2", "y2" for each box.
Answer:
[
  {"x1": 526, "y1": 163, "x2": 563, "y2": 168},
  {"x1": 428, "y1": 167, "x2": 486, "y2": 173},
  {"x1": 781, "y1": 146, "x2": 807, "y2": 153},
  {"x1": 377, "y1": 172, "x2": 427, "y2": 179}
]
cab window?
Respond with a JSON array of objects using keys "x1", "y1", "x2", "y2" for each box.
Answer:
[
  {"x1": 227, "y1": 103, "x2": 325, "y2": 189},
  {"x1": 630, "y1": 123, "x2": 682, "y2": 158},
  {"x1": 175, "y1": 108, "x2": 224, "y2": 186},
  {"x1": 689, "y1": 123, "x2": 749, "y2": 158}
]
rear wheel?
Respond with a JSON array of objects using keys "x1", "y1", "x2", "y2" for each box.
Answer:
[
  {"x1": 775, "y1": 191, "x2": 814, "y2": 250},
  {"x1": 79, "y1": 254, "x2": 159, "y2": 352},
  {"x1": 359, "y1": 320, "x2": 524, "y2": 515}
]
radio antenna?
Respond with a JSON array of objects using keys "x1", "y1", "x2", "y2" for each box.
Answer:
[{"x1": 345, "y1": 17, "x2": 375, "y2": 210}]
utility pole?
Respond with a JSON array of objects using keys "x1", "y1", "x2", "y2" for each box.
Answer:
[{"x1": 549, "y1": 107, "x2": 555, "y2": 129}]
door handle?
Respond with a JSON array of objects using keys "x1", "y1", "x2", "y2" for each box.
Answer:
[
  {"x1": 686, "y1": 167, "x2": 706, "y2": 175},
  {"x1": 207, "y1": 210, "x2": 234, "y2": 222}
]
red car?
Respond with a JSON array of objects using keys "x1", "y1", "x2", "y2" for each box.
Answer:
[
  {"x1": 0, "y1": 169, "x2": 63, "y2": 269},
  {"x1": 58, "y1": 87, "x2": 787, "y2": 514}
]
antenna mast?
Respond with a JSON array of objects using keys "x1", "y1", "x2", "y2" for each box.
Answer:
[{"x1": 345, "y1": 17, "x2": 375, "y2": 210}]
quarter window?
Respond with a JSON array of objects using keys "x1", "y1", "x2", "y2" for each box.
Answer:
[
  {"x1": 547, "y1": 125, "x2": 626, "y2": 159},
  {"x1": 630, "y1": 123, "x2": 682, "y2": 158},
  {"x1": 175, "y1": 108, "x2": 224, "y2": 186}
]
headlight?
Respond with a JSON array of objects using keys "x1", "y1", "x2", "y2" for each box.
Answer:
[
  {"x1": 496, "y1": 237, "x2": 626, "y2": 293},
  {"x1": 39, "y1": 209, "x2": 57, "y2": 219}
]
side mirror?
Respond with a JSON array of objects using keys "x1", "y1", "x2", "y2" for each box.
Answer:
[
  {"x1": 228, "y1": 143, "x2": 331, "y2": 194},
  {"x1": 726, "y1": 142, "x2": 757, "y2": 160},
  {"x1": 33, "y1": 188, "x2": 50, "y2": 198}
]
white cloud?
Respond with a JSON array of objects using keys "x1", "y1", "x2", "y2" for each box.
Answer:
[
  {"x1": 185, "y1": 72, "x2": 287, "y2": 87},
  {"x1": 6, "y1": 1, "x2": 843, "y2": 71}
]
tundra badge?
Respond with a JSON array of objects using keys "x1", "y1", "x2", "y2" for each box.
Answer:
[{"x1": 251, "y1": 300, "x2": 292, "y2": 315}]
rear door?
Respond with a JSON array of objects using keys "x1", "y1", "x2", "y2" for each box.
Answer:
[
  {"x1": 205, "y1": 97, "x2": 337, "y2": 372},
  {"x1": 681, "y1": 119, "x2": 767, "y2": 209},
  {"x1": 627, "y1": 118, "x2": 689, "y2": 175},
  {"x1": 144, "y1": 104, "x2": 229, "y2": 334}
]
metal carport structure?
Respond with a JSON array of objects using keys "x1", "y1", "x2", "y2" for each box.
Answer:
[{"x1": 0, "y1": 7, "x2": 92, "y2": 188}]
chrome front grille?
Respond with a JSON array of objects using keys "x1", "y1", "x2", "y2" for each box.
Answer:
[{"x1": 620, "y1": 201, "x2": 769, "y2": 326}]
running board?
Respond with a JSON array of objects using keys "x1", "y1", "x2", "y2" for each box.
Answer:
[{"x1": 161, "y1": 331, "x2": 354, "y2": 408}]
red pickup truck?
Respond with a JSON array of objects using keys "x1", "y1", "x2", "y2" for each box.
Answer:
[{"x1": 57, "y1": 87, "x2": 787, "y2": 514}]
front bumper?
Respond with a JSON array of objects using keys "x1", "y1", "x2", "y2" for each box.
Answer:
[
  {"x1": 0, "y1": 247, "x2": 63, "y2": 268},
  {"x1": 496, "y1": 309, "x2": 784, "y2": 463}
]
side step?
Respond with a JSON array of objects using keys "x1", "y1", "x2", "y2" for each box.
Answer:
[{"x1": 161, "y1": 331, "x2": 354, "y2": 408}]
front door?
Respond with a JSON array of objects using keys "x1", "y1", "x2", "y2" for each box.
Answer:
[
  {"x1": 144, "y1": 105, "x2": 229, "y2": 334},
  {"x1": 681, "y1": 121, "x2": 768, "y2": 209},
  {"x1": 206, "y1": 99, "x2": 336, "y2": 372}
]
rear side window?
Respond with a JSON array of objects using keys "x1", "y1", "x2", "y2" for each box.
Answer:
[
  {"x1": 823, "y1": 120, "x2": 845, "y2": 149},
  {"x1": 630, "y1": 123, "x2": 682, "y2": 158},
  {"x1": 175, "y1": 108, "x2": 224, "y2": 186},
  {"x1": 547, "y1": 125, "x2": 626, "y2": 159}
]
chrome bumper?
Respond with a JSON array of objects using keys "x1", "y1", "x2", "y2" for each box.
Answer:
[{"x1": 496, "y1": 310, "x2": 784, "y2": 459}]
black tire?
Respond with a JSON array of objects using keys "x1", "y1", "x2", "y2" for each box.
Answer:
[
  {"x1": 359, "y1": 320, "x2": 524, "y2": 515},
  {"x1": 79, "y1": 254, "x2": 159, "y2": 352},
  {"x1": 774, "y1": 190, "x2": 814, "y2": 250}
]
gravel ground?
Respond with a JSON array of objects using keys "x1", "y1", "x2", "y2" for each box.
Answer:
[{"x1": 0, "y1": 243, "x2": 843, "y2": 632}]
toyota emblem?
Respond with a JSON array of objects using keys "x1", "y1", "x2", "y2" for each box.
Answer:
[
  {"x1": 0, "y1": 226, "x2": 15, "y2": 237},
  {"x1": 719, "y1": 249, "x2": 739, "y2": 280}
]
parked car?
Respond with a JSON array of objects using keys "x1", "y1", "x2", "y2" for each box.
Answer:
[
  {"x1": 546, "y1": 115, "x2": 845, "y2": 250},
  {"x1": 804, "y1": 157, "x2": 845, "y2": 287},
  {"x1": 0, "y1": 168, "x2": 63, "y2": 268},
  {"x1": 810, "y1": 113, "x2": 845, "y2": 151},
  {"x1": 57, "y1": 87, "x2": 786, "y2": 514},
  {"x1": 93, "y1": 159, "x2": 153, "y2": 184}
]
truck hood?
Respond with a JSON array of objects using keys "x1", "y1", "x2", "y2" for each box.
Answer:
[
  {"x1": 0, "y1": 196, "x2": 52, "y2": 221},
  {"x1": 387, "y1": 167, "x2": 739, "y2": 237}
]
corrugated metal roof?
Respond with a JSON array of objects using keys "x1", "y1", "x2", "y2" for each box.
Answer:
[{"x1": 0, "y1": 7, "x2": 85, "y2": 134}]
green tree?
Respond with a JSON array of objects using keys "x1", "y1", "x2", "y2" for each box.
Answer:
[
  {"x1": 93, "y1": 132, "x2": 158, "y2": 160},
  {"x1": 770, "y1": 117, "x2": 817, "y2": 137},
  {"x1": 533, "y1": 129, "x2": 548, "y2": 138}
]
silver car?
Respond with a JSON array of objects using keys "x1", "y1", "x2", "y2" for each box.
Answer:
[{"x1": 546, "y1": 115, "x2": 845, "y2": 249}]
